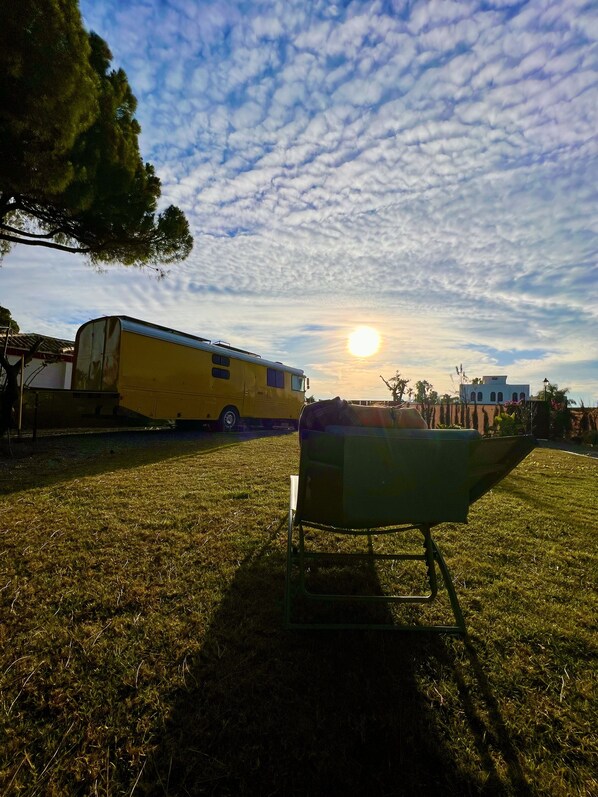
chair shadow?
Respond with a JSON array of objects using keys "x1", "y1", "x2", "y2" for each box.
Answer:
[{"x1": 141, "y1": 529, "x2": 531, "y2": 796}]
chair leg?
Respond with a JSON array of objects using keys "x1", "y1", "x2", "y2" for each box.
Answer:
[
  {"x1": 430, "y1": 536, "x2": 467, "y2": 635},
  {"x1": 283, "y1": 507, "x2": 294, "y2": 628},
  {"x1": 284, "y1": 521, "x2": 467, "y2": 634},
  {"x1": 422, "y1": 525, "x2": 439, "y2": 601}
]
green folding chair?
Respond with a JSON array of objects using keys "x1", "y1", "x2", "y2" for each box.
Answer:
[{"x1": 284, "y1": 426, "x2": 534, "y2": 633}]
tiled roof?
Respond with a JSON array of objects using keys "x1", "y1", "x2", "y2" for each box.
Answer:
[{"x1": 2, "y1": 333, "x2": 75, "y2": 358}]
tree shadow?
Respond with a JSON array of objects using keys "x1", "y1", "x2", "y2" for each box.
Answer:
[
  {"x1": 0, "y1": 428, "x2": 292, "y2": 496},
  {"x1": 141, "y1": 529, "x2": 531, "y2": 796}
]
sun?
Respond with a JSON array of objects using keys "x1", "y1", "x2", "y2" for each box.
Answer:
[{"x1": 347, "y1": 326, "x2": 381, "y2": 357}]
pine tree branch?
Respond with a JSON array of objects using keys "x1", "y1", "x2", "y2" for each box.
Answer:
[
  {"x1": 0, "y1": 232, "x2": 90, "y2": 254},
  {"x1": 0, "y1": 223, "x2": 68, "y2": 240}
]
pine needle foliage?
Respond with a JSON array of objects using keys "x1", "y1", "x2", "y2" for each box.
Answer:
[{"x1": 0, "y1": 0, "x2": 193, "y2": 268}]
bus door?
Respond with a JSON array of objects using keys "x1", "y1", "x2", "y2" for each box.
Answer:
[{"x1": 241, "y1": 365, "x2": 268, "y2": 418}]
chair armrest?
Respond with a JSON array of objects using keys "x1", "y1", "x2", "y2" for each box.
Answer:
[{"x1": 290, "y1": 474, "x2": 299, "y2": 512}]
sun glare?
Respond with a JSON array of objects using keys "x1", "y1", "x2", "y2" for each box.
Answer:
[{"x1": 347, "y1": 326, "x2": 381, "y2": 357}]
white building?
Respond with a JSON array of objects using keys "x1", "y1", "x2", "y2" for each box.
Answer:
[
  {"x1": 1, "y1": 333, "x2": 74, "y2": 389},
  {"x1": 459, "y1": 375, "x2": 530, "y2": 404}
]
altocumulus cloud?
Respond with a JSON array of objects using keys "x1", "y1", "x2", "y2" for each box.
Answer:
[{"x1": 1, "y1": 0, "x2": 596, "y2": 402}]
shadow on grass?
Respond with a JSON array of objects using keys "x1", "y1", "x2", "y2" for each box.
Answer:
[
  {"x1": 142, "y1": 530, "x2": 531, "y2": 796},
  {"x1": 0, "y1": 428, "x2": 292, "y2": 496}
]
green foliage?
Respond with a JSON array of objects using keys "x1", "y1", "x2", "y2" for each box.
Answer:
[
  {"x1": 550, "y1": 403, "x2": 573, "y2": 439},
  {"x1": 0, "y1": 306, "x2": 19, "y2": 333},
  {"x1": 493, "y1": 411, "x2": 520, "y2": 436},
  {"x1": 0, "y1": 0, "x2": 98, "y2": 197},
  {"x1": 0, "y1": 1, "x2": 193, "y2": 268},
  {"x1": 533, "y1": 385, "x2": 575, "y2": 438},
  {"x1": 471, "y1": 402, "x2": 479, "y2": 431},
  {"x1": 414, "y1": 380, "x2": 438, "y2": 405},
  {"x1": 380, "y1": 371, "x2": 410, "y2": 403},
  {"x1": 482, "y1": 407, "x2": 490, "y2": 435},
  {"x1": 414, "y1": 380, "x2": 438, "y2": 427},
  {"x1": 533, "y1": 382, "x2": 576, "y2": 407},
  {"x1": 492, "y1": 400, "x2": 536, "y2": 437}
]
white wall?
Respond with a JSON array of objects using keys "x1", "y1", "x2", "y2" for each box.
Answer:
[
  {"x1": 460, "y1": 381, "x2": 530, "y2": 403},
  {"x1": 4, "y1": 355, "x2": 72, "y2": 389}
]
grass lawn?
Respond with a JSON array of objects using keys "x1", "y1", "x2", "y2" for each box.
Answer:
[{"x1": 0, "y1": 430, "x2": 596, "y2": 796}]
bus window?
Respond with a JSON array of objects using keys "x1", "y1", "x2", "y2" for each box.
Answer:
[
  {"x1": 291, "y1": 374, "x2": 305, "y2": 392},
  {"x1": 212, "y1": 367, "x2": 230, "y2": 380},
  {"x1": 267, "y1": 368, "x2": 284, "y2": 388},
  {"x1": 212, "y1": 354, "x2": 230, "y2": 367}
]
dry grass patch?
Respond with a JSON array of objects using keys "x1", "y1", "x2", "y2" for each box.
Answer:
[{"x1": 0, "y1": 432, "x2": 596, "y2": 796}]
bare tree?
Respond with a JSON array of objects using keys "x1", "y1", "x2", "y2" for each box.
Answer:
[{"x1": 379, "y1": 372, "x2": 410, "y2": 403}]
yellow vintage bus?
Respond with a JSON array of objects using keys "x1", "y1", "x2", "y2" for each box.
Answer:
[{"x1": 71, "y1": 316, "x2": 307, "y2": 431}]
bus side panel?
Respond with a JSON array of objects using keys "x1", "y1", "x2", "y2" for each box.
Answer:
[
  {"x1": 242, "y1": 365, "x2": 304, "y2": 421},
  {"x1": 117, "y1": 332, "x2": 244, "y2": 420}
]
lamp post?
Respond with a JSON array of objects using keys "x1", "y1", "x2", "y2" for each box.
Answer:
[{"x1": 543, "y1": 377, "x2": 549, "y2": 402}]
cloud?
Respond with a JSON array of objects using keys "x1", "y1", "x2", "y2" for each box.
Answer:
[{"x1": 1, "y1": 0, "x2": 596, "y2": 404}]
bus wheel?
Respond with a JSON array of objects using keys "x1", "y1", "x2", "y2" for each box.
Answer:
[{"x1": 218, "y1": 406, "x2": 239, "y2": 432}]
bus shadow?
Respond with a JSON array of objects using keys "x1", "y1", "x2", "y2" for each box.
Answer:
[
  {"x1": 0, "y1": 429, "x2": 294, "y2": 496},
  {"x1": 142, "y1": 531, "x2": 530, "y2": 796}
]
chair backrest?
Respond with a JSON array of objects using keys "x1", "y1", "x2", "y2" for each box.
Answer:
[
  {"x1": 467, "y1": 434, "x2": 536, "y2": 504},
  {"x1": 297, "y1": 427, "x2": 482, "y2": 529}
]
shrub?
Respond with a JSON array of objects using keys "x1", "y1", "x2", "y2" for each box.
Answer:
[
  {"x1": 582, "y1": 429, "x2": 598, "y2": 446},
  {"x1": 494, "y1": 411, "x2": 522, "y2": 436}
]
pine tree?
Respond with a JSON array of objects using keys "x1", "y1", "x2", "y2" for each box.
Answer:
[{"x1": 0, "y1": 1, "x2": 193, "y2": 268}]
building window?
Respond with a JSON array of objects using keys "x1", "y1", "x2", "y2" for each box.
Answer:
[
  {"x1": 497, "y1": 392, "x2": 503, "y2": 402},
  {"x1": 291, "y1": 374, "x2": 305, "y2": 392},
  {"x1": 212, "y1": 367, "x2": 230, "y2": 380},
  {"x1": 520, "y1": 392, "x2": 525, "y2": 400},
  {"x1": 477, "y1": 391, "x2": 483, "y2": 402},
  {"x1": 470, "y1": 391, "x2": 476, "y2": 401},
  {"x1": 212, "y1": 353, "x2": 230, "y2": 367},
  {"x1": 490, "y1": 391, "x2": 496, "y2": 402},
  {"x1": 267, "y1": 368, "x2": 284, "y2": 388}
]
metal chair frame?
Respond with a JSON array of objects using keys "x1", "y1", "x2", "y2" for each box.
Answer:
[
  {"x1": 283, "y1": 423, "x2": 535, "y2": 633},
  {"x1": 284, "y1": 475, "x2": 467, "y2": 634}
]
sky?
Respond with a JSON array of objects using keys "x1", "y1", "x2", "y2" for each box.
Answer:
[{"x1": 1, "y1": 0, "x2": 597, "y2": 404}]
